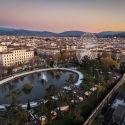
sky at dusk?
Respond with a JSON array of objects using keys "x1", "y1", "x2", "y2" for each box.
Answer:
[{"x1": 0, "y1": 0, "x2": 125, "y2": 32}]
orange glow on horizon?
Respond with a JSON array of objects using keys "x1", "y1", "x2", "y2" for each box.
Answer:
[{"x1": 0, "y1": 0, "x2": 125, "y2": 32}]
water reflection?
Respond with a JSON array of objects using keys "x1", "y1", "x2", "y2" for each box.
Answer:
[{"x1": 0, "y1": 70, "x2": 77, "y2": 104}]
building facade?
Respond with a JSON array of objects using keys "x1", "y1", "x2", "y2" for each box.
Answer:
[
  {"x1": 0, "y1": 45, "x2": 7, "y2": 52},
  {"x1": 0, "y1": 47, "x2": 34, "y2": 67}
]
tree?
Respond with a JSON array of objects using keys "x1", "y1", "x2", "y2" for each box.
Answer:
[
  {"x1": 61, "y1": 50, "x2": 70, "y2": 61},
  {"x1": 101, "y1": 52, "x2": 119, "y2": 70},
  {"x1": 37, "y1": 56, "x2": 42, "y2": 66},
  {"x1": 6, "y1": 96, "x2": 27, "y2": 125},
  {"x1": 50, "y1": 60, "x2": 54, "y2": 67},
  {"x1": 67, "y1": 74, "x2": 75, "y2": 85},
  {"x1": 96, "y1": 84, "x2": 105, "y2": 99},
  {"x1": 7, "y1": 67, "x2": 13, "y2": 75},
  {"x1": 53, "y1": 53, "x2": 61, "y2": 62},
  {"x1": 46, "y1": 84, "x2": 57, "y2": 97},
  {"x1": 12, "y1": 64, "x2": 18, "y2": 69},
  {"x1": 35, "y1": 102, "x2": 47, "y2": 116},
  {"x1": 82, "y1": 55, "x2": 90, "y2": 69},
  {"x1": 11, "y1": 92, "x2": 19, "y2": 107},
  {"x1": 69, "y1": 106, "x2": 84, "y2": 125},
  {"x1": 0, "y1": 115, "x2": 9, "y2": 125},
  {"x1": 101, "y1": 51, "x2": 110, "y2": 58},
  {"x1": 102, "y1": 57, "x2": 119, "y2": 69},
  {"x1": 29, "y1": 58, "x2": 35, "y2": 67},
  {"x1": 27, "y1": 100, "x2": 31, "y2": 111}
]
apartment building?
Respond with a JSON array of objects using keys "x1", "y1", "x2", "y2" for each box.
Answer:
[
  {"x1": 0, "y1": 46, "x2": 34, "y2": 67},
  {"x1": 37, "y1": 47, "x2": 60, "y2": 56},
  {"x1": 0, "y1": 45, "x2": 7, "y2": 52}
]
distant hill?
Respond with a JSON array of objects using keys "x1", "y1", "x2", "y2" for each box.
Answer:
[
  {"x1": 58, "y1": 31, "x2": 85, "y2": 37},
  {"x1": 98, "y1": 31, "x2": 125, "y2": 37},
  {"x1": 0, "y1": 28, "x2": 84, "y2": 37},
  {"x1": 0, "y1": 27, "x2": 125, "y2": 37},
  {"x1": 0, "y1": 28, "x2": 57, "y2": 37},
  {"x1": 0, "y1": 27, "x2": 20, "y2": 31}
]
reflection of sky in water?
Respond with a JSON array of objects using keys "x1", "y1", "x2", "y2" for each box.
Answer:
[{"x1": 0, "y1": 70, "x2": 77, "y2": 104}]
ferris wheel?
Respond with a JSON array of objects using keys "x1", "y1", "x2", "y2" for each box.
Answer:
[
  {"x1": 76, "y1": 32, "x2": 98, "y2": 61},
  {"x1": 81, "y1": 32, "x2": 98, "y2": 50}
]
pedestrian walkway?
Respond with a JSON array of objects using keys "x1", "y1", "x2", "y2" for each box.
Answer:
[{"x1": 0, "y1": 68, "x2": 83, "y2": 86}]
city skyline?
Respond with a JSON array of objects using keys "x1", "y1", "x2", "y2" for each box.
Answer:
[{"x1": 0, "y1": 0, "x2": 125, "y2": 32}]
